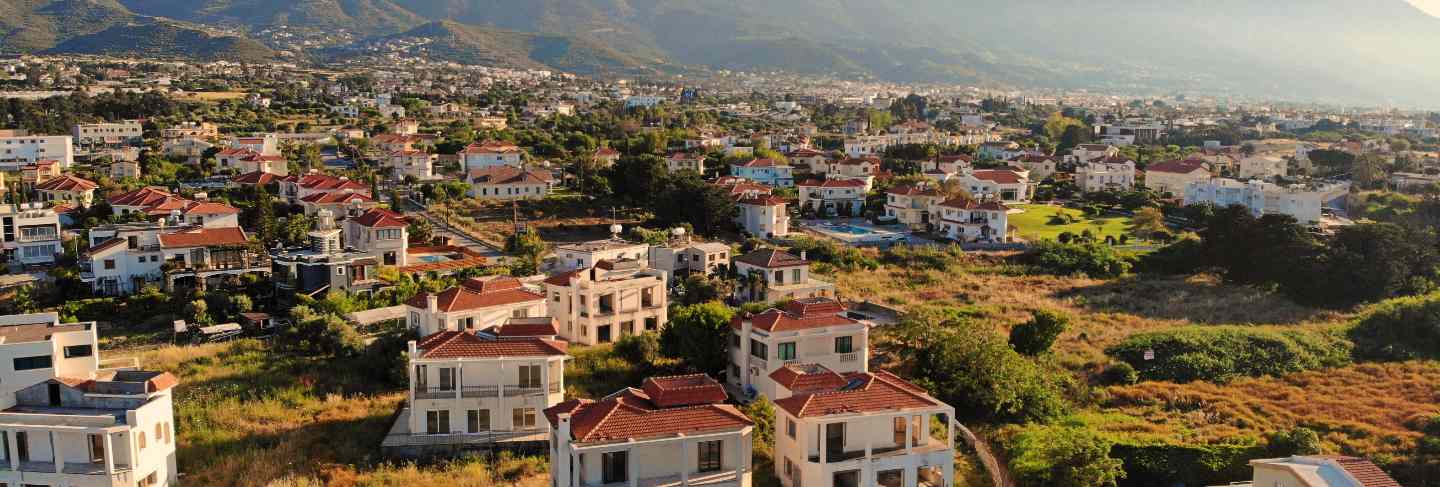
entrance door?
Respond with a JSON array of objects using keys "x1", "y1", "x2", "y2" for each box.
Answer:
[
  {"x1": 597, "y1": 325, "x2": 612, "y2": 343},
  {"x1": 825, "y1": 422, "x2": 845, "y2": 459}
]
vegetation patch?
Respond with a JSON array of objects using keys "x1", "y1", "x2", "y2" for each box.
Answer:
[{"x1": 1105, "y1": 326, "x2": 1352, "y2": 383}]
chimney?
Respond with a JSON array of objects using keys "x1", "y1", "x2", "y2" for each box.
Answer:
[{"x1": 426, "y1": 294, "x2": 438, "y2": 313}]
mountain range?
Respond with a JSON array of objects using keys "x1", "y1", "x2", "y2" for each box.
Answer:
[{"x1": 5, "y1": 0, "x2": 1440, "y2": 106}]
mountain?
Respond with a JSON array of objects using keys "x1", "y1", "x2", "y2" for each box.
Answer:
[
  {"x1": 114, "y1": 0, "x2": 425, "y2": 34},
  {"x1": 325, "y1": 20, "x2": 658, "y2": 75},
  {"x1": 46, "y1": 21, "x2": 276, "y2": 62},
  {"x1": 0, "y1": 0, "x2": 138, "y2": 53}
]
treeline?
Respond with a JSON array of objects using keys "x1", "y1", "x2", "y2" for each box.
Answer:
[{"x1": 0, "y1": 92, "x2": 193, "y2": 134}]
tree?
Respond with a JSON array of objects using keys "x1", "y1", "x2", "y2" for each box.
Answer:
[
  {"x1": 679, "y1": 274, "x2": 734, "y2": 306},
  {"x1": 1009, "y1": 309, "x2": 1070, "y2": 356},
  {"x1": 1349, "y1": 292, "x2": 1440, "y2": 361},
  {"x1": 606, "y1": 155, "x2": 671, "y2": 209},
  {"x1": 408, "y1": 218, "x2": 434, "y2": 245},
  {"x1": 1294, "y1": 223, "x2": 1437, "y2": 306},
  {"x1": 614, "y1": 333, "x2": 661, "y2": 365},
  {"x1": 1127, "y1": 207, "x2": 1168, "y2": 242},
  {"x1": 659, "y1": 302, "x2": 734, "y2": 376},
  {"x1": 505, "y1": 229, "x2": 547, "y2": 276},
  {"x1": 1266, "y1": 427, "x2": 1323, "y2": 456},
  {"x1": 1043, "y1": 113, "x2": 1086, "y2": 141},
  {"x1": 280, "y1": 306, "x2": 366, "y2": 357},
  {"x1": 908, "y1": 316, "x2": 1068, "y2": 423},
  {"x1": 1022, "y1": 241, "x2": 1132, "y2": 278},
  {"x1": 1009, "y1": 423, "x2": 1125, "y2": 487}
]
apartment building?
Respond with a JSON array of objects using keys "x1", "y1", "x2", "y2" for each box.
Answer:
[
  {"x1": 405, "y1": 276, "x2": 547, "y2": 337},
  {"x1": 1183, "y1": 178, "x2": 1351, "y2": 225},
  {"x1": 0, "y1": 134, "x2": 74, "y2": 170},
  {"x1": 343, "y1": 207, "x2": 409, "y2": 267},
  {"x1": 383, "y1": 330, "x2": 568, "y2": 458},
  {"x1": 0, "y1": 203, "x2": 62, "y2": 266},
  {"x1": 546, "y1": 375, "x2": 755, "y2": 487},
  {"x1": 72, "y1": 121, "x2": 144, "y2": 155},
  {"x1": 648, "y1": 239, "x2": 732, "y2": 283},
  {"x1": 728, "y1": 298, "x2": 868, "y2": 401},
  {"x1": 551, "y1": 239, "x2": 650, "y2": 273},
  {"x1": 772, "y1": 370, "x2": 955, "y2": 487},
  {"x1": 544, "y1": 259, "x2": 667, "y2": 346},
  {"x1": 0, "y1": 312, "x2": 180, "y2": 487},
  {"x1": 732, "y1": 249, "x2": 835, "y2": 304}
]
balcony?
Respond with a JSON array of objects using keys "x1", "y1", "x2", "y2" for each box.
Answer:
[
  {"x1": 503, "y1": 385, "x2": 544, "y2": 398},
  {"x1": 461, "y1": 385, "x2": 500, "y2": 398},
  {"x1": 414, "y1": 386, "x2": 456, "y2": 400},
  {"x1": 808, "y1": 445, "x2": 905, "y2": 464},
  {"x1": 838, "y1": 353, "x2": 859, "y2": 363},
  {"x1": 633, "y1": 469, "x2": 744, "y2": 487}
]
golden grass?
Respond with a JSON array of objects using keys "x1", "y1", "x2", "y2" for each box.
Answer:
[
  {"x1": 1095, "y1": 362, "x2": 1440, "y2": 460},
  {"x1": 180, "y1": 91, "x2": 250, "y2": 101}
]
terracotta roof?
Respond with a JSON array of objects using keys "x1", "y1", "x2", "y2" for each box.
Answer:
[
  {"x1": 1330, "y1": 456, "x2": 1402, "y2": 487},
  {"x1": 788, "y1": 148, "x2": 827, "y2": 158},
  {"x1": 937, "y1": 197, "x2": 1008, "y2": 211},
  {"x1": 887, "y1": 185, "x2": 942, "y2": 196},
  {"x1": 738, "y1": 195, "x2": 787, "y2": 206},
  {"x1": 544, "y1": 376, "x2": 752, "y2": 444},
  {"x1": 543, "y1": 270, "x2": 583, "y2": 287},
  {"x1": 145, "y1": 372, "x2": 180, "y2": 392},
  {"x1": 733, "y1": 249, "x2": 806, "y2": 268},
  {"x1": 769, "y1": 364, "x2": 849, "y2": 394},
  {"x1": 1146, "y1": 158, "x2": 1210, "y2": 174},
  {"x1": 300, "y1": 191, "x2": 375, "y2": 204},
  {"x1": 461, "y1": 141, "x2": 522, "y2": 154},
  {"x1": 293, "y1": 174, "x2": 368, "y2": 192},
  {"x1": 773, "y1": 370, "x2": 943, "y2": 418},
  {"x1": 969, "y1": 170, "x2": 1024, "y2": 184},
  {"x1": 937, "y1": 155, "x2": 974, "y2": 163},
  {"x1": 233, "y1": 171, "x2": 279, "y2": 185},
  {"x1": 494, "y1": 319, "x2": 559, "y2": 338},
  {"x1": 109, "y1": 187, "x2": 185, "y2": 209},
  {"x1": 734, "y1": 298, "x2": 858, "y2": 332},
  {"x1": 405, "y1": 277, "x2": 545, "y2": 312},
  {"x1": 351, "y1": 208, "x2": 407, "y2": 228},
  {"x1": 469, "y1": 166, "x2": 554, "y2": 185},
  {"x1": 798, "y1": 178, "x2": 866, "y2": 188},
  {"x1": 836, "y1": 157, "x2": 879, "y2": 166},
  {"x1": 415, "y1": 331, "x2": 567, "y2": 359},
  {"x1": 157, "y1": 227, "x2": 248, "y2": 248},
  {"x1": 640, "y1": 375, "x2": 729, "y2": 408},
  {"x1": 181, "y1": 201, "x2": 240, "y2": 215},
  {"x1": 35, "y1": 175, "x2": 97, "y2": 192},
  {"x1": 738, "y1": 158, "x2": 787, "y2": 168},
  {"x1": 595, "y1": 147, "x2": 620, "y2": 156},
  {"x1": 216, "y1": 147, "x2": 258, "y2": 157}
]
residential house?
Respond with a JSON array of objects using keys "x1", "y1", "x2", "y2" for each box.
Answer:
[
  {"x1": 384, "y1": 330, "x2": 568, "y2": 458},
  {"x1": 109, "y1": 160, "x2": 141, "y2": 180},
  {"x1": 732, "y1": 249, "x2": 835, "y2": 304},
  {"x1": 728, "y1": 298, "x2": 868, "y2": 401},
  {"x1": 468, "y1": 166, "x2": 555, "y2": 201},
  {"x1": 544, "y1": 259, "x2": 667, "y2": 346},
  {"x1": 1008, "y1": 154, "x2": 1060, "y2": 180},
  {"x1": 344, "y1": 207, "x2": 408, "y2": 267},
  {"x1": 161, "y1": 122, "x2": 217, "y2": 140},
  {"x1": 933, "y1": 198, "x2": 1009, "y2": 243},
  {"x1": 0, "y1": 312, "x2": 181, "y2": 487},
  {"x1": 34, "y1": 175, "x2": 97, "y2": 208},
  {"x1": 228, "y1": 134, "x2": 279, "y2": 156},
  {"x1": 772, "y1": 370, "x2": 956, "y2": 487},
  {"x1": 552, "y1": 239, "x2": 651, "y2": 273},
  {"x1": 884, "y1": 185, "x2": 945, "y2": 230},
  {"x1": 1069, "y1": 144, "x2": 1118, "y2": 164},
  {"x1": 545, "y1": 375, "x2": 755, "y2": 487},
  {"x1": 0, "y1": 134, "x2": 73, "y2": 170},
  {"x1": 299, "y1": 190, "x2": 378, "y2": 217},
  {"x1": 1239, "y1": 154, "x2": 1289, "y2": 180},
  {"x1": 20, "y1": 160, "x2": 61, "y2": 189},
  {"x1": 373, "y1": 134, "x2": 424, "y2": 154},
  {"x1": 271, "y1": 210, "x2": 383, "y2": 301},
  {"x1": 279, "y1": 173, "x2": 371, "y2": 205},
  {"x1": 71, "y1": 120, "x2": 143, "y2": 155},
  {"x1": 1144, "y1": 158, "x2": 1211, "y2": 197},
  {"x1": 388, "y1": 150, "x2": 436, "y2": 181},
  {"x1": 405, "y1": 277, "x2": 547, "y2": 337},
  {"x1": 666, "y1": 153, "x2": 707, "y2": 174},
  {"x1": 161, "y1": 137, "x2": 212, "y2": 160},
  {"x1": 958, "y1": 169, "x2": 1030, "y2": 203},
  {"x1": 83, "y1": 220, "x2": 264, "y2": 295},
  {"x1": 216, "y1": 148, "x2": 289, "y2": 176},
  {"x1": 0, "y1": 203, "x2": 61, "y2": 266},
  {"x1": 732, "y1": 159, "x2": 795, "y2": 188},
  {"x1": 797, "y1": 179, "x2": 867, "y2": 217},
  {"x1": 1074, "y1": 156, "x2": 1136, "y2": 192},
  {"x1": 594, "y1": 148, "x2": 621, "y2": 167},
  {"x1": 107, "y1": 188, "x2": 191, "y2": 220},
  {"x1": 921, "y1": 155, "x2": 973, "y2": 178},
  {"x1": 1233, "y1": 455, "x2": 1400, "y2": 487},
  {"x1": 977, "y1": 141, "x2": 1022, "y2": 160},
  {"x1": 737, "y1": 194, "x2": 791, "y2": 239},
  {"x1": 1184, "y1": 178, "x2": 1351, "y2": 225},
  {"x1": 460, "y1": 141, "x2": 524, "y2": 172},
  {"x1": 648, "y1": 240, "x2": 732, "y2": 283},
  {"x1": 394, "y1": 119, "x2": 420, "y2": 136}
]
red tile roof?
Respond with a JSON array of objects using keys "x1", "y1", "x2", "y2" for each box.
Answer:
[
  {"x1": 405, "y1": 276, "x2": 545, "y2": 312},
  {"x1": 157, "y1": 227, "x2": 249, "y2": 248},
  {"x1": 887, "y1": 185, "x2": 942, "y2": 196},
  {"x1": 738, "y1": 195, "x2": 787, "y2": 206},
  {"x1": 836, "y1": 157, "x2": 880, "y2": 166},
  {"x1": 469, "y1": 166, "x2": 554, "y2": 185},
  {"x1": 35, "y1": 175, "x2": 97, "y2": 192},
  {"x1": 640, "y1": 374, "x2": 729, "y2": 408},
  {"x1": 595, "y1": 147, "x2": 620, "y2": 157},
  {"x1": 293, "y1": 174, "x2": 369, "y2": 192},
  {"x1": 798, "y1": 178, "x2": 866, "y2": 188},
  {"x1": 769, "y1": 364, "x2": 849, "y2": 394},
  {"x1": 1330, "y1": 456, "x2": 1402, "y2": 487},
  {"x1": 494, "y1": 319, "x2": 559, "y2": 338},
  {"x1": 733, "y1": 249, "x2": 806, "y2": 268},
  {"x1": 233, "y1": 171, "x2": 280, "y2": 185},
  {"x1": 109, "y1": 187, "x2": 186, "y2": 209},
  {"x1": 969, "y1": 170, "x2": 1024, "y2": 184},
  {"x1": 543, "y1": 270, "x2": 583, "y2": 287},
  {"x1": 461, "y1": 141, "x2": 522, "y2": 154},
  {"x1": 544, "y1": 376, "x2": 752, "y2": 444},
  {"x1": 936, "y1": 197, "x2": 1008, "y2": 211},
  {"x1": 351, "y1": 208, "x2": 407, "y2": 228},
  {"x1": 773, "y1": 370, "x2": 943, "y2": 418},
  {"x1": 738, "y1": 158, "x2": 786, "y2": 168},
  {"x1": 415, "y1": 331, "x2": 567, "y2": 359},
  {"x1": 937, "y1": 155, "x2": 974, "y2": 164},
  {"x1": 300, "y1": 191, "x2": 375, "y2": 204},
  {"x1": 181, "y1": 201, "x2": 240, "y2": 215},
  {"x1": 733, "y1": 297, "x2": 858, "y2": 332},
  {"x1": 1146, "y1": 158, "x2": 1210, "y2": 174}
]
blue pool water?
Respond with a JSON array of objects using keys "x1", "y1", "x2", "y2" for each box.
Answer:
[
  {"x1": 831, "y1": 225, "x2": 879, "y2": 235},
  {"x1": 415, "y1": 255, "x2": 449, "y2": 263}
]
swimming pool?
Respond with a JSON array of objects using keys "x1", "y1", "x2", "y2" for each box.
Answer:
[
  {"x1": 830, "y1": 225, "x2": 880, "y2": 235},
  {"x1": 414, "y1": 255, "x2": 451, "y2": 264}
]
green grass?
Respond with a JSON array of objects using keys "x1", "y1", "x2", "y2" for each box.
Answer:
[{"x1": 1009, "y1": 204, "x2": 1133, "y2": 242}]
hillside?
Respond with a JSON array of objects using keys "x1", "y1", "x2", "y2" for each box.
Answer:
[
  {"x1": 114, "y1": 0, "x2": 425, "y2": 34},
  {"x1": 45, "y1": 21, "x2": 276, "y2": 62},
  {"x1": 0, "y1": 0, "x2": 138, "y2": 53},
  {"x1": 327, "y1": 21, "x2": 659, "y2": 76}
]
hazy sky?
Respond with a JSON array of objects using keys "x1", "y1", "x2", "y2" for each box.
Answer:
[{"x1": 1409, "y1": 0, "x2": 1440, "y2": 17}]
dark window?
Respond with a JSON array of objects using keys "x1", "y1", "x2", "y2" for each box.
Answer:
[
  {"x1": 835, "y1": 336, "x2": 853, "y2": 354},
  {"x1": 749, "y1": 340, "x2": 767, "y2": 359},
  {"x1": 731, "y1": 333, "x2": 741, "y2": 347},
  {"x1": 697, "y1": 440, "x2": 723, "y2": 472},
  {"x1": 467, "y1": 410, "x2": 489, "y2": 433},
  {"x1": 787, "y1": 418, "x2": 796, "y2": 438},
  {"x1": 426, "y1": 410, "x2": 449, "y2": 434},
  {"x1": 63, "y1": 345, "x2": 93, "y2": 359},
  {"x1": 13, "y1": 355, "x2": 53, "y2": 371},
  {"x1": 834, "y1": 470, "x2": 860, "y2": 487},
  {"x1": 777, "y1": 342, "x2": 797, "y2": 361},
  {"x1": 16, "y1": 431, "x2": 29, "y2": 462},
  {"x1": 601, "y1": 451, "x2": 628, "y2": 484}
]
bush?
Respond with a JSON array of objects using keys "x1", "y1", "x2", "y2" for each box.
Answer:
[
  {"x1": 1105, "y1": 326, "x2": 1352, "y2": 383},
  {"x1": 1009, "y1": 309, "x2": 1070, "y2": 356},
  {"x1": 1348, "y1": 292, "x2": 1440, "y2": 361},
  {"x1": 1022, "y1": 241, "x2": 1133, "y2": 278},
  {"x1": 1264, "y1": 427, "x2": 1323, "y2": 456},
  {"x1": 280, "y1": 306, "x2": 366, "y2": 358},
  {"x1": 911, "y1": 321, "x2": 1068, "y2": 423},
  {"x1": 1100, "y1": 362, "x2": 1138, "y2": 385},
  {"x1": 1136, "y1": 235, "x2": 1203, "y2": 275},
  {"x1": 614, "y1": 333, "x2": 661, "y2": 365},
  {"x1": 659, "y1": 302, "x2": 734, "y2": 376},
  {"x1": 1008, "y1": 422, "x2": 1126, "y2": 487}
]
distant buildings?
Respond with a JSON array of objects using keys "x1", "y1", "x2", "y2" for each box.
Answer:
[
  {"x1": 0, "y1": 132, "x2": 73, "y2": 170},
  {"x1": 72, "y1": 120, "x2": 143, "y2": 156},
  {"x1": 1183, "y1": 178, "x2": 1350, "y2": 225},
  {"x1": 1074, "y1": 156, "x2": 1136, "y2": 193},
  {"x1": 731, "y1": 159, "x2": 795, "y2": 188}
]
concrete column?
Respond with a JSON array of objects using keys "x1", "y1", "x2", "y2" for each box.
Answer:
[
  {"x1": 818, "y1": 423, "x2": 827, "y2": 464},
  {"x1": 904, "y1": 417, "x2": 913, "y2": 455},
  {"x1": 454, "y1": 362, "x2": 462, "y2": 400},
  {"x1": 680, "y1": 439, "x2": 691, "y2": 485},
  {"x1": 627, "y1": 446, "x2": 639, "y2": 487},
  {"x1": 103, "y1": 432, "x2": 115, "y2": 476},
  {"x1": 50, "y1": 430, "x2": 61, "y2": 474},
  {"x1": 498, "y1": 361, "x2": 507, "y2": 423}
]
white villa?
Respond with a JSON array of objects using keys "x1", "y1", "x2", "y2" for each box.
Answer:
[
  {"x1": 933, "y1": 198, "x2": 1010, "y2": 243},
  {"x1": 728, "y1": 298, "x2": 868, "y2": 402},
  {"x1": 732, "y1": 249, "x2": 835, "y2": 304},
  {"x1": 406, "y1": 277, "x2": 548, "y2": 337},
  {"x1": 544, "y1": 259, "x2": 668, "y2": 346},
  {"x1": 1074, "y1": 156, "x2": 1136, "y2": 193},
  {"x1": 1183, "y1": 178, "x2": 1351, "y2": 225}
]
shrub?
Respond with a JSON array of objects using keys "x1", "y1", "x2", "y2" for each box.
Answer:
[
  {"x1": 1348, "y1": 292, "x2": 1440, "y2": 361},
  {"x1": 1105, "y1": 326, "x2": 1352, "y2": 383},
  {"x1": 1136, "y1": 234, "x2": 1203, "y2": 275},
  {"x1": 912, "y1": 322, "x2": 1068, "y2": 423},
  {"x1": 1009, "y1": 309, "x2": 1070, "y2": 356},
  {"x1": 614, "y1": 333, "x2": 661, "y2": 365},
  {"x1": 1022, "y1": 241, "x2": 1132, "y2": 278},
  {"x1": 1008, "y1": 422, "x2": 1125, "y2": 487},
  {"x1": 659, "y1": 302, "x2": 734, "y2": 376},
  {"x1": 1100, "y1": 362, "x2": 1138, "y2": 385},
  {"x1": 280, "y1": 311, "x2": 366, "y2": 358},
  {"x1": 1264, "y1": 427, "x2": 1323, "y2": 456}
]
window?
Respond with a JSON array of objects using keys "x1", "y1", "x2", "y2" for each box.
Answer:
[
  {"x1": 835, "y1": 336, "x2": 853, "y2": 354},
  {"x1": 512, "y1": 308, "x2": 529, "y2": 318},
  {"x1": 697, "y1": 440, "x2": 723, "y2": 472},
  {"x1": 893, "y1": 417, "x2": 907, "y2": 446},
  {"x1": 517, "y1": 365, "x2": 541, "y2": 388},
  {"x1": 786, "y1": 418, "x2": 796, "y2": 438},
  {"x1": 731, "y1": 333, "x2": 741, "y2": 347},
  {"x1": 645, "y1": 317, "x2": 658, "y2": 331},
  {"x1": 601, "y1": 451, "x2": 628, "y2": 484},
  {"x1": 438, "y1": 368, "x2": 455, "y2": 391},
  {"x1": 749, "y1": 340, "x2": 767, "y2": 359},
  {"x1": 63, "y1": 344, "x2": 94, "y2": 358},
  {"x1": 89, "y1": 433, "x2": 105, "y2": 462},
  {"x1": 137, "y1": 431, "x2": 146, "y2": 450},
  {"x1": 155, "y1": 423, "x2": 163, "y2": 444},
  {"x1": 777, "y1": 342, "x2": 797, "y2": 361},
  {"x1": 513, "y1": 408, "x2": 537, "y2": 429},
  {"x1": 426, "y1": 410, "x2": 450, "y2": 434},
  {"x1": 15, "y1": 432, "x2": 27, "y2": 462},
  {"x1": 784, "y1": 458, "x2": 793, "y2": 476},
  {"x1": 103, "y1": 259, "x2": 116, "y2": 270},
  {"x1": 414, "y1": 365, "x2": 428, "y2": 390},
  {"x1": 13, "y1": 355, "x2": 52, "y2": 371},
  {"x1": 467, "y1": 410, "x2": 489, "y2": 433}
]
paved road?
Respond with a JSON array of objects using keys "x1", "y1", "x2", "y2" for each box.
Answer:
[{"x1": 403, "y1": 196, "x2": 509, "y2": 263}]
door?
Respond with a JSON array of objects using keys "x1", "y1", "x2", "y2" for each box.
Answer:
[
  {"x1": 47, "y1": 383, "x2": 61, "y2": 406},
  {"x1": 825, "y1": 422, "x2": 845, "y2": 459},
  {"x1": 597, "y1": 325, "x2": 612, "y2": 343},
  {"x1": 89, "y1": 433, "x2": 105, "y2": 463}
]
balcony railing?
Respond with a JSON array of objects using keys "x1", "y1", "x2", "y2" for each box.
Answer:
[
  {"x1": 504, "y1": 385, "x2": 544, "y2": 397},
  {"x1": 839, "y1": 353, "x2": 859, "y2": 363},
  {"x1": 415, "y1": 386, "x2": 456, "y2": 400},
  {"x1": 462, "y1": 385, "x2": 500, "y2": 398}
]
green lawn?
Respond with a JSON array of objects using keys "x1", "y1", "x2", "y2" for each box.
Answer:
[{"x1": 1009, "y1": 204, "x2": 1133, "y2": 242}]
